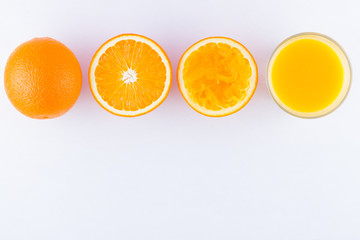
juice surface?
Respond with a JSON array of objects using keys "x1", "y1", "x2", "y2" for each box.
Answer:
[{"x1": 270, "y1": 37, "x2": 344, "y2": 113}]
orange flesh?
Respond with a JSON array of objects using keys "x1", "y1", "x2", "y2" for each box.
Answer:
[
  {"x1": 182, "y1": 43, "x2": 252, "y2": 111},
  {"x1": 95, "y1": 40, "x2": 166, "y2": 111},
  {"x1": 271, "y1": 38, "x2": 344, "y2": 113}
]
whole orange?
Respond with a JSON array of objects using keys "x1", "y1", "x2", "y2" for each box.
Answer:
[{"x1": 4, "y1": 37, "x2": 82, "y2": 119}]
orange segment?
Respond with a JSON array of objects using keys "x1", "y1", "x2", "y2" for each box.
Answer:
[
  {"x1": 89, "y1": 34, "x2": 172, "y2": 117},
  {"x1": 177, "y1": 37, "x2": 258, "y2": 117}
]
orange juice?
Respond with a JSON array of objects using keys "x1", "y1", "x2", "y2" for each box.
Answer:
[{"x1": 267, "y1": 33, "x2": 351, "y2": 118}]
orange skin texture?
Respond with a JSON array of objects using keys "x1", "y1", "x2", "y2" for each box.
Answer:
[{"x1": 4, "y1": 37, "x2": 82, "y2": 119}]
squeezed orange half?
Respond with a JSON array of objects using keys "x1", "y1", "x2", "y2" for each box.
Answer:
[
  {"x1": 267, "y1": 33, "x2": 351, "y2": 118},
  {"x1": 177, "y1": 37, "x2": 258, "y2": 117}
]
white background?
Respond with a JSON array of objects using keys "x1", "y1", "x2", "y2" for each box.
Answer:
[{"x1": 0, "y1": 0, "x2": 359, "y2": 239}]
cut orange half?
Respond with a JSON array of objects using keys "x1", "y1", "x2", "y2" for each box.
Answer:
[
  {"x1": 177, "y1": 37, "x2": 258, "y2": 117},
  {"x1": 89, "y1": 34, "x2": 172, "y2": 117}
]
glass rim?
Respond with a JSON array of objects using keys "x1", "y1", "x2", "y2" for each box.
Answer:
[{"x1": 266, "y1": 32, "x2": 352, "y2": 119}]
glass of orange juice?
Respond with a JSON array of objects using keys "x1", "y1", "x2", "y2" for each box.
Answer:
[{"x1": 267, "y1": 32, "x2": 351, "y2": 118}]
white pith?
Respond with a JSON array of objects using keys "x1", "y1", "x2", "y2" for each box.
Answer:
[
  {"x1": 89, "y1": 35, "x2": 171, "y2": 116},
  {"x1": 122, "y1": 68, "x2": 137, "y2": 84},
  {"x1": 178, "y1": 37, "x2": 258, "y2": 117}
]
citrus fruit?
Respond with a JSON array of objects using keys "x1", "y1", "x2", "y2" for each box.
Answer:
[
  {"x1": 177, "y1": 37, "x2": 258, "y2": 117},
  {"x1": 89, "y1": 34, "x2": 172, "y2": 117},
  {"x1": 4, "y1": 37, "x2": 82, "y2": 119}
]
